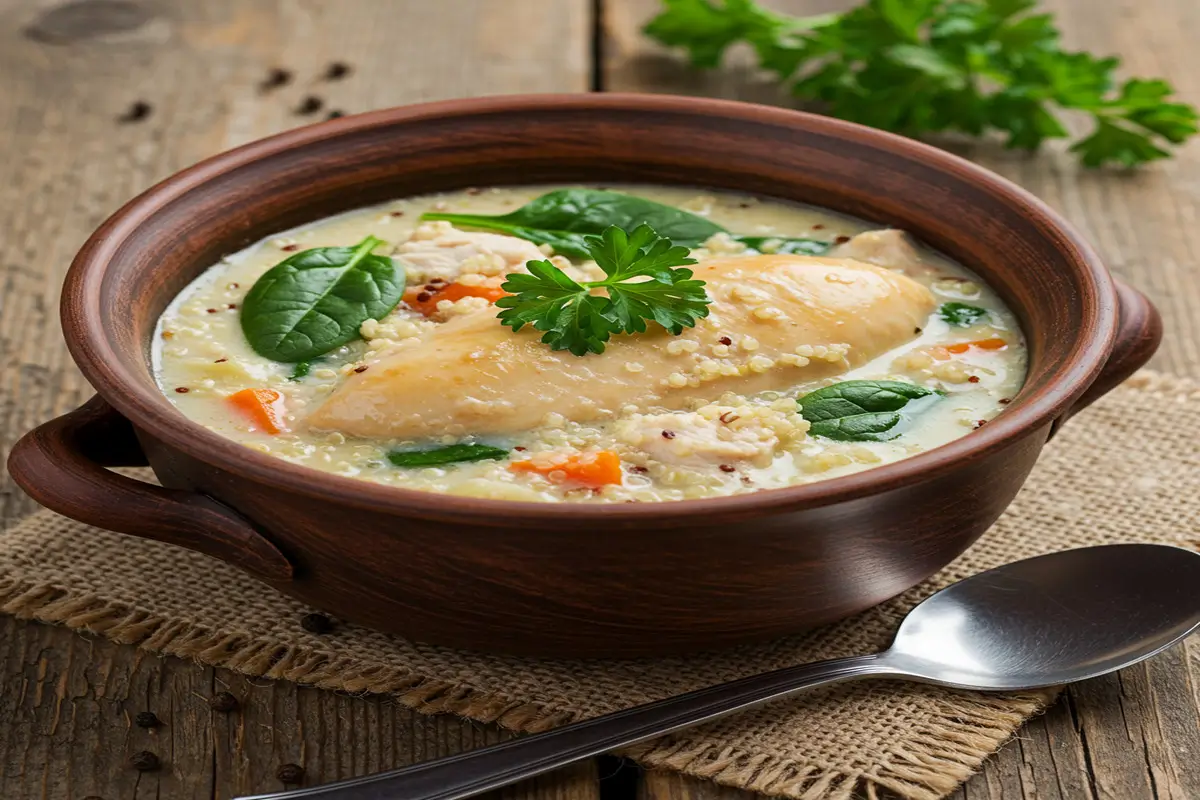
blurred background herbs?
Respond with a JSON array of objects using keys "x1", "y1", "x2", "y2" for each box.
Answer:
[{"x1": 645, "y1": 0, "x2": 1199, "y2": 166}]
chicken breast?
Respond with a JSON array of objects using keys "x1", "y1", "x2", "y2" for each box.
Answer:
[{"x1": 306, "y1": 254, "x2": 936, "y2": 439}]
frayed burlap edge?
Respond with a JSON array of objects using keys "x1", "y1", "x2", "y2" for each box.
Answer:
[
  {"x1": 2, "y1": 368, "x2": 1197, "y2": 800},
  {"x1": 0, "y1": 575, "x2": 1057, "y2": 800}
]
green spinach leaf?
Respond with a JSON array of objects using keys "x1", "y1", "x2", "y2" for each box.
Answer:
[
  {"x1": 939, "y1": 303, "x2": 990, "y2": 327},
  {"x1": 288, "y1": 361, "x2": 312, "y2": 381},
  {"x1": 421, "y1": 189, "x2": 831, "y2": 258},
  {"x1": 387, "y1": 444, "x2": 509, "y2": 467},
  {"x1": 240, "y1": 236, "x2": 404, "y2": 363},
  {"x1": 798, "y1": 380, "x2": 939, "y2": 442}
]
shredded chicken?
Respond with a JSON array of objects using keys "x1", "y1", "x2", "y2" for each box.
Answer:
[
  {"x1": 831, "y1": 229, "x2": 923, "y2": 271},
  {"x1": 616, "y1": 408, "x2": 803, "y2": 468},
  {"x1": 395, "y1": 221, "x2": 544, "y2": 281}
]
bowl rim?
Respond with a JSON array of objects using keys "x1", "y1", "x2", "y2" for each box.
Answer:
[{"x1": 63, "y1": 93, "x2": 1116, "y2": 524}]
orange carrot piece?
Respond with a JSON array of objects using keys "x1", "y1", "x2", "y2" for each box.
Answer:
[
  {"x1": 228, "y1": 388, "x2": 286, "y2": 434},
  {"x1": 510, "y1": 451, "x2": 623, "y2": 488},
  {"x1": 943, "y1": 338, "x2": 1009, "y2": 355},
  {"x1": 403, "y1": 282, "x2": 508, "y2": 317}
]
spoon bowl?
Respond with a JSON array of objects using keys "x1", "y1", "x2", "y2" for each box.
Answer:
[
  {"x1": 888, "y1": 543, "x2": 1200, "y2": 690},
  {"x1": 240, "y1": 544, "x2": 1200, "y2": 800}
]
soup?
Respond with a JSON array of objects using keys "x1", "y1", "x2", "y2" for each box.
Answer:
[{"x1": 154, "y1": 185, "x2": 1026, "y2": 503}]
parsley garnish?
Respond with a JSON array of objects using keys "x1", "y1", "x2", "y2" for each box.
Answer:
[
  {"x1": 496, "y1": 224, "x2": 712, "y2": 356},
  {"x1": 645, "y1": 0, "x2": 1198, "y2": 167}
]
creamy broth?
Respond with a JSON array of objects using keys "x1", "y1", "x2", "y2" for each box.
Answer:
[{"x1": 154, "y1": 185, "x2": 1026, "y2": 503}]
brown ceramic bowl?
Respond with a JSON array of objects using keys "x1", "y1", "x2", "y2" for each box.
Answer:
[{"x1": 8, "y1": 95, "x2": 1161, "y2": 657}]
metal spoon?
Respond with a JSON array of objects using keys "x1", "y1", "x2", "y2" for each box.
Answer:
[{"x1": 239, "y1": 543, "x2": 1200, "y2": 800}]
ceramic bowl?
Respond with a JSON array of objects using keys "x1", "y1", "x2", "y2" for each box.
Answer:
[{"x1": 9, "y1": 95, "x2": 1161, "y2": 657}]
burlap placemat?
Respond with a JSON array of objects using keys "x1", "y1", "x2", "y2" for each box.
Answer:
[{"x1": 2, "y1": 370, "x2": 1198, "y2": 800}]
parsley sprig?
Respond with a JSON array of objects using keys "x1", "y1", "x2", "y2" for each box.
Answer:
[
  {"x1": 496, "y1": 224, "x2": 712, "y2": 356},
  {"x1": 645, "y1": 0, "x2": 1198, "y2": 167}
]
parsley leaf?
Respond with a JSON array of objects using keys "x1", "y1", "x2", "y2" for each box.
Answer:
[
  {"x1": 645, "y1": 0, "x2": 1197, "y2": 167},
  {"x1": 496, "y1": 224, "x2": 712, "y2": 356},
  {"x1": 939, "y1": 302, "x2": 990, "y2": 327}
]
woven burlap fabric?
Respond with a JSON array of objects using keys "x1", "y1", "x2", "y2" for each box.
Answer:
[{"x1": 2, "y1": 371, "x2": 1198, "y2": 800}]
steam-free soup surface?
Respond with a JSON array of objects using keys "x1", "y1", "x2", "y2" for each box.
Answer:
[{"x1": 154, "y1": 185, "x2": 1025, "y2": 503}]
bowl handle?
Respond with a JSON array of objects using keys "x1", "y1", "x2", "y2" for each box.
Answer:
[
  {"x1": 6, "y1": 395, "x2": 293, "y2": 582},
  {"x1": 1054, "y1": 279, "x2": 1163, "y2": 431}
]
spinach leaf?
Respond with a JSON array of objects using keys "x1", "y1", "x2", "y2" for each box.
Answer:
[
  {"x1": 421, "y1": 189, "x2": 831, "y2": 258},
  {"x1": 939, "y1": 303, "x2": 990, "y2": 327},
  {"x1": 240, "y1": 236, "x2": 404, "y2": 363},
  {"x1": 798, "y1": 380, "x2": 939, "y2": 442},
  {"x1": 387, "y1": 444, "x2": 509, "y2": 467},
  {"x1": 288, "y1": 361, "x2": 312, "y2": 381}
]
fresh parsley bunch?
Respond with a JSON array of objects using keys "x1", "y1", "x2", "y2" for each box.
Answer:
[
  {"x1": 496, "y1": 224, "x2": 712, "y2": 356},
  {"x1": 645, "y1": 0, "x2": 1198, "y2": 167}
]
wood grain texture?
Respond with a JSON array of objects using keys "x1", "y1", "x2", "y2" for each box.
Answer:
[
  {"x1": 606, "y1": 1, "x2": 1200, "y2": 799},
  {"x1": 0, "y1": 616, "x2": 599, "y2": 800}
]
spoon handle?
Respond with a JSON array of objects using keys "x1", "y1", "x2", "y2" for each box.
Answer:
[{"x1": 236, "y1": 653, "x2": 897, "y2": 800}]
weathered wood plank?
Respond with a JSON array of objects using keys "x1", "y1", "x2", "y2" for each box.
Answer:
[
  {"x1": 0, "y1": 616, "x2": 216, "y2": 800},
  {"x1": 639, "y1": 769, "x2": 759, "y2": 800},
  {"x1": 0, "y1": 617, "x2": 600, "y2": 799},
  {"x1": 606, "y1": 2, "x2": 1200, "y2": 799},
  {"x1": 209, "y1": 669, "x2": 598, "y2": 799}
]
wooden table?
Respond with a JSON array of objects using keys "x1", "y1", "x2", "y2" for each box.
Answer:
[{"x1": 2, "y1": 1, "x2": 1197, "y2": 798}]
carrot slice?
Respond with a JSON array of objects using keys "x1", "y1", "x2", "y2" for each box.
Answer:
[
  {"x1": 404, "y1": 282, "x2": 509, "y2": 317},
  {"x1": 510, "y1": 450, "x2": 623, "y2": 488},
  {"x1": 228, "y1": 388, "x2": 286, "y2": 434},
  {"x1": 941, "y1": 338, "x2": 1009, "y2": 356}
]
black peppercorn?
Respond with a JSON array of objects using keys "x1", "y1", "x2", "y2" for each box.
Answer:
[
  {"x1": 295, "y1": 95, "x2": 324, "y2": 115},
  {"x1": 323, "y1": 61, "x2": 351, "y2": 80},
  {"x1": 300, "y1": 612, "x2": 334, "y2": 634},
  {"x1": 277, "y1": 763, "x2": 305, "y2": 783},
  {"x1": 130, "y1": 751, "x2": 160, "y2": 771},
  {"x1": 209, "y1": 691, "x2": 239, "y2": 713},
  {"x1": 118, "y1": 101, "x2": 152, "y2": 123},
  {"x1": 260, "y1": 67, "x2": 293, "y2": 92},
  {"x1": 134, "y1": 711, "x2": 161, "y2": 729}
]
